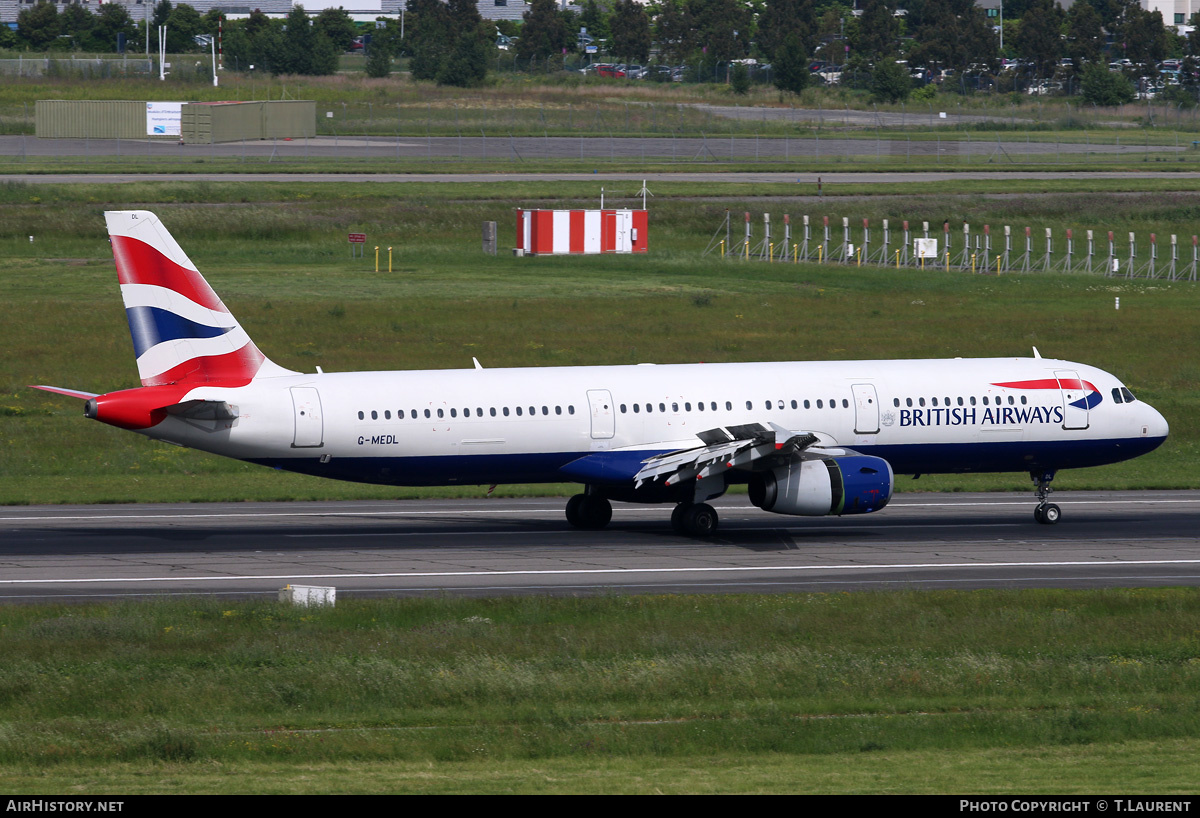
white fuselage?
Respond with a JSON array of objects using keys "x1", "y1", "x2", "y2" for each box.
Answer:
[{"x1": 141, "y1": 356, "x2": 1168, "y2": 490}]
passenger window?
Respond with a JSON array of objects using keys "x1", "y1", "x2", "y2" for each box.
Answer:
[
  {"x1": 816, "y1": 400, "x2": 823, "y2": 409},
  {"x1": 542, "y1": 406, "x2": 549, "y2": 415},
  {"x1": 437, "y1": 409, "x2": 444, "y2": 418},
  {"x1": 697, "y1": 402, "x2": 704, "y2": 411},
  {"x1": 1020, "y1": 396, "x2": 1027, "y2": 405},
  {"x1": 746, "y1": 401, "x2": 753, "y2": 410},
  {"x1": 371, "y1": 410, "x2": 378, "y2": 420},
  {"x1": 357, "y1": 411, "x2": 364, "y2": 420},
  {"x1": 516, "y1": 407, "x2": 523, "y2": 416},
  {"x1": 385, "y1": 410, "x2": 391, "y2": 419},
  {"x1": 791, "y1": 400, "x2": 798, "y2": 409},
  {"x1": 450, "y1": 408, "x2": 457, "y2": 418},
  {"x1": 711, "y1": 402, "x2": 717, "y2": 411},
  {"x1": 842, "y1": 399, "x2": 849, "y2": 408},
  {"x1": 646, "y1": 404, "x2": 653, "y2": 413},
  {"x1": 685, "y1": 402, "x2": 692, "y2": 411},
  {"x1": 568, "y1": 405, "x2": 575, "y2": 414},
  {"x1": 1008, "y1": 396, "x2": 1015, "y2": 405},
  {"x1": 804, "y1": 400, "x2": 810, "y2": 409},
  {"x1": 957, "y1": 397, "x2": 964, "y2": 406},
  {"x1": 918, "y1": 398, "x2": 925, "y2": 407},
  {"x1": 932, "y1": 397, "x2": 938, "y2": 407},
  {"x1": 424, "y1": 409, "x2": 431, "y2": 418},
  {"x1": 490, "y1": 407, "x2": 497, "y2": 417},
  {"x1": 659, "y1": 403, "x2": 666, "y2": 413},
  {"x1": 503, "y1": 407, "x2": 510, "y2": 416},
  {"x1": 556, "y1": 406, "x2": 562, "y2": 415},
  {"x1": 982, "y1": 397, "x2": 989, "y2": 405},
  {"x1": 970, "y1": 396, "x2": 977, "y2": 406},
  {"x1": 620, "y1": 404, "x2": 627, "y2": 413},
  {"x1": 673, "y1": 402, "x2": 679, "y2": 412},
  {"x1": 906, "y1": 398, "x2": 912, "y2": 407},
  {"x1": 633, "y1": 404, "x2": 640, "y2": 413}
]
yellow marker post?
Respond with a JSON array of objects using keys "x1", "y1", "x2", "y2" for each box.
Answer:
[
  {"x1": 720, "y1": 240, "x2": 725, "y2": 258},
  {"x1": 895, "y1": 249, "x2": 900, "y2": 269},
  {"x1": 769, "y1": 242, "x2": 773, "y2": 262},
  {"x1": 857, "y1": 247, "x2": 861, "y2": 267},
  {"x1": 388, "y1": 247, "x2": 393, "y2": 273},
  {"x1": 793, "y1": 244, "x2": 798, "y2": 263},
  {"x1": 744, "y1": 240, "x2": 749, "y2": 260},
  {"x1": 997, "y1": 254, "x2": 1002, "y2": 274},
  {"x1": 818, "y1": 245, "x2": 823, "y2": 264},
  {"x1": 374, "y1": 246, "x2": 379, "y2": 273},
  {"x1": 971, "y1": 253, "x2": 976, "y2": 275},
  {"x1": 945, "y1": 251, "x2": 949, "y2": 271}
]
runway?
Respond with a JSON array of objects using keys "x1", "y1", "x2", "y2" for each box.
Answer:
[{"x1": 2, "y1": 491, "x2": 1198, "y2": 602}]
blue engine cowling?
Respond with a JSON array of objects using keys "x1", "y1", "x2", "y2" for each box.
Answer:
[{"x1": 747, "y1": 455, "x2": 893, "y2": 516}]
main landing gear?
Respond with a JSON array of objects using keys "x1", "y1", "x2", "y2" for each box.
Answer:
[
  {"x1": 1031, "y1": 470, "x2": 1061, "y2": 525},
  {"x1": 671, "y1": 502, "x2": 719, "y2": 538},
  {"x1": 565, "y1": 493, "x2": 612, "y2": 530}
]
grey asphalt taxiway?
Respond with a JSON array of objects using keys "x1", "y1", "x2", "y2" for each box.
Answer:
[{"x1": 2, "y1": 491, "x2": 1198, "y2": 602}]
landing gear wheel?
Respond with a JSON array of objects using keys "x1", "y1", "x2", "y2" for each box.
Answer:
[
  {"x1": 1035, "y1": 503, "x2": 1061, "y2": 525},
  {"x1": 671, "y1": 503, "x2": 690, "y2": 535},
  {"x1": 681, "y1": 503, "x2": 719, "y2": 538},
  {"x1": 566, "y1": 494, "x2": 586, "y2": 528},
  {"x1": 565, "y1": 494, "x2": 612, "y2": 530}
]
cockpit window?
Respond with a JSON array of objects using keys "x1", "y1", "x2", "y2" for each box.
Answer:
[
  {"x1": 1121, "y1": 387, "x2": 1136, "y2": 403},
  {"x1": 1112, "y1": 388, "x2": 1124, "y2": 405}
]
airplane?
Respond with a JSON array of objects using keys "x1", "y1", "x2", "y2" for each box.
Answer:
[{"x1": 32, "y1": 211, "x2": 1169, "y2": 537}]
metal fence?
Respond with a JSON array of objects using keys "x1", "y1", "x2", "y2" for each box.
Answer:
[
  {"x1": 706, "y1": 212, "x2": 1200, "y2": 281},
  {"x1": 0, "y1": 57, "x2": 155, "y2": 78}
]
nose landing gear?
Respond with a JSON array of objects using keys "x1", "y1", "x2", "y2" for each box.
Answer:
[{"x1": 1031, "y1": 470, "x2": 1060, "y2": 525}]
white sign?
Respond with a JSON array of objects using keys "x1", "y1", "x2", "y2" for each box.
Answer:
[
  {"x1": 915, "y1": 238, "x2": 939, "y2": 259},
  {"x1": 146, "y1": 102, "x2": 182, "y2": 136}
]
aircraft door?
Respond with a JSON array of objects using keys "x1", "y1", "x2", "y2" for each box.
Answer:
[
  {"x1": 290, "y1": 387, "x2": 324, "y2": 448},
  {"x1": 1055, "y1": 369, "x2": 1090, "y2": 430},
  {"x1": 852, "y1": 384, "x2": 880, "y2": 434},
  {"x1": 587, "y1": 389, "x2": 615, "y2": 440}
]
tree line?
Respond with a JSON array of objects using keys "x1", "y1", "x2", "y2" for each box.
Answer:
[{"x1": 4, "y1": 0, "x2": 1199, "y2": 99}]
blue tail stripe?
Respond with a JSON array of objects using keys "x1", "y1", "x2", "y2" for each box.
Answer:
[{"x1": 125, "y1": 306, "x2": 234, "y2": 358}]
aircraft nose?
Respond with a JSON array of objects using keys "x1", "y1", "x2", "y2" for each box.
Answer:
[{"x1": 1142, "y1": 402, "x2": 1169, "y2": 441}]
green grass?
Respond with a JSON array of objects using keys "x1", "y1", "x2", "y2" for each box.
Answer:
[
  {"x1": 1, "y1": 590, "x2": 1198, "y2": 793},
  {"x1": 1, "y1": 181, "x2": 1198, "y2": 503}
]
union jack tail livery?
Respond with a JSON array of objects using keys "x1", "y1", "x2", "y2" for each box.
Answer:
[{"x1": 106, "y1": 210, "x2": 292, "y2": 387}]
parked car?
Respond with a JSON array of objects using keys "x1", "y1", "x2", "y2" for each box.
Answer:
[{"x1": 1026, "y1": 81, "x2": 1063, "y2": 96}]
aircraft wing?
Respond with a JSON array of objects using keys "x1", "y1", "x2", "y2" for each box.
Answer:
[{"x1": 633, "y1": 422, "x2": 825, "y2": 488}]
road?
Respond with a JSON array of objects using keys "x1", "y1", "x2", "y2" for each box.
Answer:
[{"x1": 2, "y1": 491, "x2": 1198, "y2": 602}]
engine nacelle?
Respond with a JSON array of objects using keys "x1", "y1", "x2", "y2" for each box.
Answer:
[{"x1": 748, "y1": 455, "x2": 893, "y2": 517}]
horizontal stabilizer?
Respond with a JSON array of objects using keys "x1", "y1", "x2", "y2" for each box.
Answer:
[
  {"x1": 167, "y1": 399, "x2": 239, "y2": 421},
  {"x1": 29, "y1": 385, "x2": 99, "y2": 400}
]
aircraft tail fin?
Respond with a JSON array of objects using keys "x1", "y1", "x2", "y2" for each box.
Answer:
[{"x1": 105, "y1": 210, "x2": 294, "y2": 387}]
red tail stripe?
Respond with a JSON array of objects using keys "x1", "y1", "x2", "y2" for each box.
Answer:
[
  {"x1": 141, "y1": 343, "x2": 264, "y2": 388},
  {"x1": 111, "y1": 235, "x2": 227, "y2": 313}
]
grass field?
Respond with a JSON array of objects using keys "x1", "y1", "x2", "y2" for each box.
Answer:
[
  {"x1": 1, "y1": 179, "x2": 1197, "y2": 503},
  {"x1": 0, "y1": 590, "x2": 1198, "y2": 793}
]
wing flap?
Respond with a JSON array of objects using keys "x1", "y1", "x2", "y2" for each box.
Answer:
[{"x1": 633, "y1": 423, "x2": 826, "y2": 488}]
